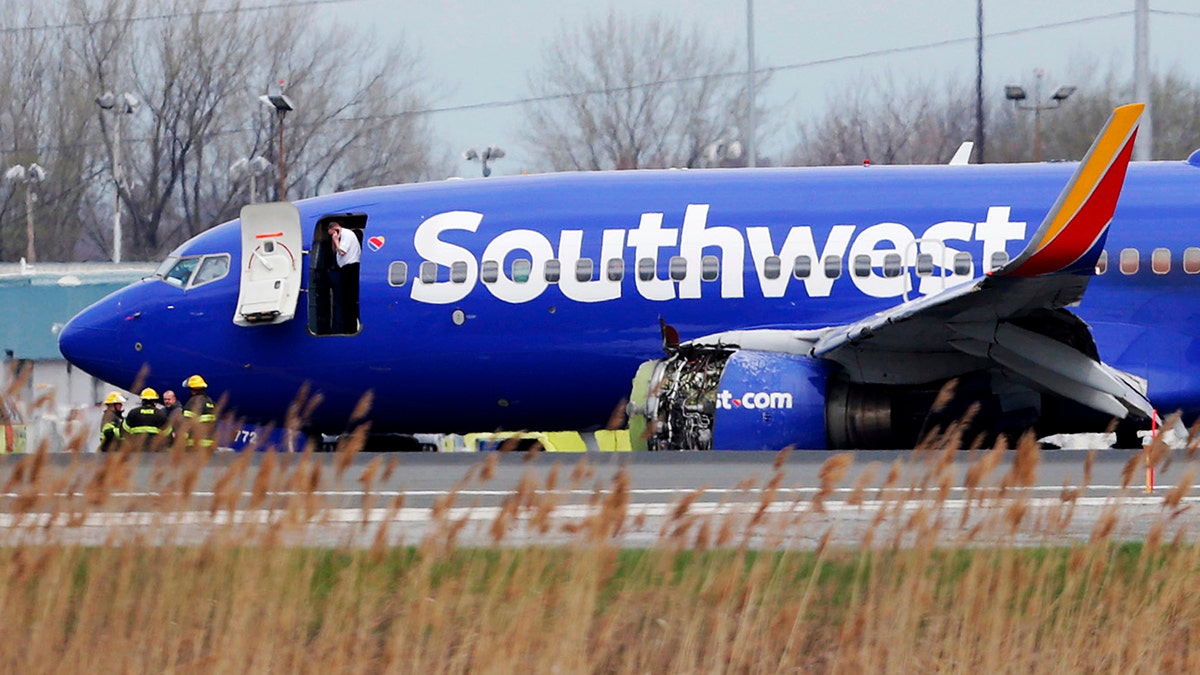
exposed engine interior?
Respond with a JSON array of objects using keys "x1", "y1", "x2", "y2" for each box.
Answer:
[
  {"x1": 635, "y1": 346, "x2": 735, "y2": 451},
  {"x1": 629, "y1": 342, "x2": 1117, "y2": 451}
]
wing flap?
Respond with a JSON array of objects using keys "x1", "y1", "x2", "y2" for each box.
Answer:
[
  {"x1": 783, "y1": 105, "x2": 1148, "y2": 421},
  {"x1": 948, "y1": 322, "x2": 1153, "y2": 418}
]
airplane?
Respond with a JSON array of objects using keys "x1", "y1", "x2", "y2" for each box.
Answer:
[{"x1": 57, "y1": 103, "x2": 1200, "y2": 450}]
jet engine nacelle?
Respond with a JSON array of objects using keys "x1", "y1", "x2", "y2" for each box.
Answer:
[{"x1": 629, "y1": 347, "x2": 838, "y2": 450}]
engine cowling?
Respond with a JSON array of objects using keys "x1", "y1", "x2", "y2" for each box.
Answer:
[{"x1": 628, "y1": 347, "x2": 832, "y2": 450}]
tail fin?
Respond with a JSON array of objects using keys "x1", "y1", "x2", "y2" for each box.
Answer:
[{"x1": 998, "y1": 103, "x2": 1143, "y2": 278}]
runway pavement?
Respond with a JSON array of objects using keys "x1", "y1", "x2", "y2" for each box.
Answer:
[{"x1": 0, "y1": 448, "x2": 1195, "y2": 549}]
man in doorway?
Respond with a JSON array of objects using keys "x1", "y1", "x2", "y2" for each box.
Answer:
[{"x1": 327, "y1": 220, "x2": 361, "y2": 333}]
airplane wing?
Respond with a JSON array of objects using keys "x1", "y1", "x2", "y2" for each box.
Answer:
[
  {"x1": 696, "y1": 104, "x2": 1150, "y2": 420},
  {"x1": 816, "y1": 104, "x2": 1147, "y2": 418}
]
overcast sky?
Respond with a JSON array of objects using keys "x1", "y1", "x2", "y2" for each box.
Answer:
[{"x1": 315, "y1": 1, "x2": 1200, "y2": 177}]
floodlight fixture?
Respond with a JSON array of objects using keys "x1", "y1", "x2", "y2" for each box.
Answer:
[
  {"x1": 259, "y1": 93, "x2": 295, "y2": 114},
  {"x1": 463, "y1": 145, "x2": 505, "y2": 177},
  {"x1": 1004, "y1": 85, "x2": 1026, "y2": 101},
  {"x1": 1005, "y1": 70, "x2": 1076, "y2": 162},
  {"x1": 1052, "y1": 85, "x2": 1077, "y2": 101}
]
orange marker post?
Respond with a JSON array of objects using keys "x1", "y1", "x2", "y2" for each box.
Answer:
[{"x1": 1144, "y1": 411, "x2": 1157, "y2": 493}]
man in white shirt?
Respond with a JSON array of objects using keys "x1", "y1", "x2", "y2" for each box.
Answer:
[{"x1": 327, "y1": 220, "x2": 361, "y2": 333}]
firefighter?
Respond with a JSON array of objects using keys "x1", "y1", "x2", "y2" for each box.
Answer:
[
  {"x1": 181, "y1": 374, "x2": 217, "y2": 449},
  {"x1": 122, "y1": 388, "x2": 171, "y2": 450},
  {"x1": 98, "y1": 391, "x2": 126, "y2": 453}
]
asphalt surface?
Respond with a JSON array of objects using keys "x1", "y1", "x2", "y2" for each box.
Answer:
[{"x1": 0, "y1": 448, "x2": 1194, "y2": 549}]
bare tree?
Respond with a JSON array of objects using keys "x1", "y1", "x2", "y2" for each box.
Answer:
[
  {"x1": 0, "y1": 0, "x2": 445, "y2": 263},
  {"x1": 0, "y1": 1, "x2": 99, "y2": 261},
  {"x1": 793, "y1": 74, "x2": 976, "y2": 166},
  {"x1": 521, "y1": 12, "x2": 763, "y2": 171}
]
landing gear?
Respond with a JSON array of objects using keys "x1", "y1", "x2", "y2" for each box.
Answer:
[{"x1": 1113, "y1": 418, "x2": 1148, "y2": 449}]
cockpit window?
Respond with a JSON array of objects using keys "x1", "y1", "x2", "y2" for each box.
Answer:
[
  {"x1": 154, "y1": 256, "x2": 179, "y2": 279},
  {"x1": 163, "y1": 257, "x2": 200, "y2": 287},
  {"x1": 192, "y1": 254, "x2": 231, "y2": 287},
  {"x1": 158, "y1": 254, "x2": 230, "y2": 289}
]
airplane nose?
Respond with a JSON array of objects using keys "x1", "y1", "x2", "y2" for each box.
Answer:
[{"x1": 58, "y1": 294, "x2": 132, "y2": 384}]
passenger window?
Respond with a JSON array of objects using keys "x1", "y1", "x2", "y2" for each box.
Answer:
[
  {"x1": 575, "y1": 259, "x2": 594, "y2": 282},
  {"x1": 701, "y1": 255, "x2": 719, "y2": 281},
  {"x1": 669, "y1": 256, "x2": 687, "y2": 281},
  {"x1": 989, "y1": 251, "x2": 1010, "y2": 271},
  {"x1": 450, "y1": 261, "x2": 469, "y2": 283},
  {"x1": 823, "y1": 255, "x2": 842, "y2": 279},
  {"x1": 793, "y1": 255, "x2": 811, "y2": 279},
  {"x1": 1185, "y1": 248, "x2": 1200, "y2": 274},
  {"x1": 853, "y1": 254, "x2": 871, "y2": 278},
  {"x1": 420, "y1": 261, "x2": 438, "y2": 283},
  {"x1": 882, "y1": 253, "x2": 902, "y2": 278},
  {"x1": 1152, "y1": 247, "x2": 1170, "y2": 274},
  {"x1": 953, "y1": 252, "x2": 972, "y2": 276},
  {"x1": 544, "y1": 259, "x2": 561, "y2": 283},
  {"x1": 388, "y1": 261, "x2": 408, "y2": 287},
  {"x1": 916, "y1": 253, "x2": 934, "y2": 277},
  {"x1": 637, "y1": 257, "x2": 655, "y2": 282},
  {"x1": 1095, "y1": 250, "x2": 1108, "y2": 275},
  {"x1": 763, "y1": 256, "x2": 781, "y2": 280},
  {"x1": 606, "y1": 258, "x2": 624, "y2": 282},
  {"x1": 481, "y1": 260, "x2": 499, "y2": 283},
  {"x1": 512, "y1": 259, "x2": 532, "y2": 283},
  {"x1": 192, "y1": 254, "x2": 230, "y2": 287},
  {"x1": 1120, "y1": 248, "x2": 1139, "y2": 275}
]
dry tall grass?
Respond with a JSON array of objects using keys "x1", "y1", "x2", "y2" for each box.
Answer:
[
  {"x1": 0, "y1": 431, "x2": 1197, "y2": 672},
  {"x1": 5, "y1": 366, "x2": 1200, "y2": 672}
]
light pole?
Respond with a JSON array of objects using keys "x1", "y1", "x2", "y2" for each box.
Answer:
[
  {"x1": 1004, "y1": 69, "x2": 1075, "y2": 162},
  {"x1": 259, "y1": 86, "x2": 295, "y2": 201},
  {"x1": 463, "y1": 146, "x2": 505, "y2": 177},
  {"x1": 230, "y1": 156, "x2": 273, "y2": 204},
  {"x1": 96, "y1": 91, "x2": 139, "y2": 263},
  {"x1": 4, "y1": 163, "x2": 46, "y2": 263}
]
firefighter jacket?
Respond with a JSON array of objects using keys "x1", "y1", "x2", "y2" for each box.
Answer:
[
  {"x1": 123, "y1": 404, "x2": 171, "y2": 449},
  {"x1": 182, "y1": 393, "x2": 217, "y2": 448},
  {"x1": 99, "y1": 408, "x2": 124, "y2": 453}
]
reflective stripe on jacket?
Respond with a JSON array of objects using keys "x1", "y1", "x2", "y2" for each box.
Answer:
[
  {"x1": 98, "y1": 410, "x2": 124, "y2": 452},
  {"x1": 123, "y1": 405, "x2": 171, "y2": 436},
  {"x1": 182, "y1": 394, "x2": 217, "y2": 447}
]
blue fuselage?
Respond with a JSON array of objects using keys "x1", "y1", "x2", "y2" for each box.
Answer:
[{"x1": 59, "y1": 161, "x2": 1200, "y2": 433}]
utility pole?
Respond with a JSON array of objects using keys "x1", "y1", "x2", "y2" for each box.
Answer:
[
  {"x1": 975, "y1": 0, "x2": 985, "y2": 163},
  {"x1": 1133, "y1": 0, "x2": 1153, "y2": 160},
  {"x1": 746, "y1": 0, "x2": 756, "y2": 168}
]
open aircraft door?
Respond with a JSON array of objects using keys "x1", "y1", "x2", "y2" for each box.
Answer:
[{"x1": 234, "y1": 202, "x2": 303, "y2": 327}]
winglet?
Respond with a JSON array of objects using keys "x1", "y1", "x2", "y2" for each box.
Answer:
[
  {"x1": 949, "y1": 141, "x2": 974, "y2": 165},
  {"x1": 998, "y1": 104, "x2": 1144, "y2": 278}
]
